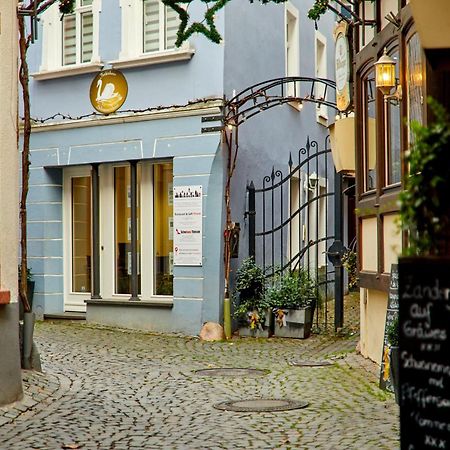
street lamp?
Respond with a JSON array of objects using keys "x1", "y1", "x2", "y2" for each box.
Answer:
[{"x1": 374, "y1": 48, "x2": 402, "y2": 102}]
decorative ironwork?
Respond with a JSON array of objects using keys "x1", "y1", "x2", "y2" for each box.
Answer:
[
  {"x1": 246, "y1": 136, "x2": 344, "y2": 330},
  {"x1": 225, "y1": 77, "x2": 339, "y2": 127}
]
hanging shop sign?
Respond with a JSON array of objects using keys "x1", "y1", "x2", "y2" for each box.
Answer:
[
  {"x1": 173, "y1": 185, "x2": 203, "y2": 266},
  {"x1": 334, "y1": 22, "x2": 352, "y2": 112},
  {"x1": 89, "y1": 69, "x2": 128, "y2": 114}
]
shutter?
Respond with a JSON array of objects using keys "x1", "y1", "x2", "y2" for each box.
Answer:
[
  {"x1": 63, "y1": 14, "x2": 76, "y2": 65},
  {"x1": 165, "y1": 5, "x2": 179, "y2": 50},
  {"x1": 81, "y1": 11, "x2": 93, "y2": 63},
  {"x1": 143, "y1": 0, "x2": 160, "y2": 53}
]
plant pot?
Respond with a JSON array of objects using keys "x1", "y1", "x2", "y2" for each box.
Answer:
[
  {"x1": 389, "y1": 346, "x2": 399, "y2": 405},
  {"x1": 19, "y1": 280, "x2": 35, "y2": 321},
  {"x1": 273, "y1": 306, "x2": 313, "y2": 339},
  {"x1": 238, "y1": 309, "x2": 271, "y2": 338}
]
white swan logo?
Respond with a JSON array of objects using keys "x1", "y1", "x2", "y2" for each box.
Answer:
[{"x1": 90, "y1": 70, "x2": 128, "y2": 114}]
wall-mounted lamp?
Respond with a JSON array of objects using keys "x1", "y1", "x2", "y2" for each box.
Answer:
[
  {"x1": 374, "y1": 49, "x2": 402, "y2": 103},
  {"x1": 308, "y1": 172, "x2": 319, "y2": 191}
]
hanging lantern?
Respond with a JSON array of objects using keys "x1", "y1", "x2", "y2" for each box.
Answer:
[{"x1": 374, "y1": 49, "x2": 396, "y2": 96}]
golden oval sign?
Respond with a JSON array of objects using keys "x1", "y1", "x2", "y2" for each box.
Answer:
[{"x1": 90, "y1": 69, "x2": 128, "y2": 114}]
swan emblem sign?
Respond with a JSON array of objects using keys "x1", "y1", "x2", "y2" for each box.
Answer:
[{"x1": 90, "y1": 70, "x2": 128, "y2": 114}]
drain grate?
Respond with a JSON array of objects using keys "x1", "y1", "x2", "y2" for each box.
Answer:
[
  {"x1": 288, "y1": 360, "x2": 333, "y2": 367},
  {"x1": 194, "y1": 368, "x2": 269, "y2": 377},
  {"x1": 214, "y1": 399, "x2": 309, "y2": 412}
]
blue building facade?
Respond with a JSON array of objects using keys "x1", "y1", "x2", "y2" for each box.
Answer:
[{"x1": 26, "y1": 0, "x2": 337, "y2": 335}]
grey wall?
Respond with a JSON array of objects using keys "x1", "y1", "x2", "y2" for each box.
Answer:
[{"x1": 224, "y1": 1, "x2": 337, "y2": 272}]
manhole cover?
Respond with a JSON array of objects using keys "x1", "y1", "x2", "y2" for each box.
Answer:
[
  {"x1": 288, "y1": 360, "x2": 333, "y2": 367},
  {"x1": 214, "y1": 399, "x2": 309, "y2": 412},
  {"x1": 194, "y1": 368, "x2": 268, "y2": 377}
]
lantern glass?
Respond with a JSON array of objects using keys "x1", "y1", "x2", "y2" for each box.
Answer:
[
  {"x1": 375, "y1": 49, "x2": 397, "y2": 95},
  {"x1": 376, "y1": 62, "x2": 396, "y2": 94}
]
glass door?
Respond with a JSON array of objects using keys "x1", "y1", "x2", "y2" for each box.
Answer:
[{"x1": 63, "y1": 167, "x2": 92, "y2": 311}]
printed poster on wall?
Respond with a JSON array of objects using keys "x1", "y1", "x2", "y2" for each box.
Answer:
[{"x1": 173, "y1": 185, "x2": 202, "y2": 266}]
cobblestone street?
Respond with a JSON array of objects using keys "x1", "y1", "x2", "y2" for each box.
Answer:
[{"x1": 0, "y1": 316, "x2": 399, "y2": 450}]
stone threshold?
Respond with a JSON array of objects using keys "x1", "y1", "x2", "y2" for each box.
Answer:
[{"x1": 44, "y1": 312, "x2": 86, "y2": 320}]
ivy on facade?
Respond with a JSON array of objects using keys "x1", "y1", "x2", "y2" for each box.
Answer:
[{"x1": 162, "y1": 0, "x2": 287, "y2": 47}]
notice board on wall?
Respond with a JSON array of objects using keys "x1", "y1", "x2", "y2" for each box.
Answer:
[
  {"x1": 173, "y1": 185, "x2": 203, "y2": 266},
  {"x1": 399, "y1": 257, "x2": 450, "y2": 450},
  {"x1": 379, "y1": 264, "x2": 399, "y2": 392}
]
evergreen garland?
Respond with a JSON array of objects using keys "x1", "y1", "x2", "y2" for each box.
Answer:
[
  {"x1": 162, "y1": 0, "x2": 287, "y2": 47},
  {"x1": 58, "y1": 0, "x2": 76, "y2": 15},
  {"x1": 307, "y1": 0, "x2": 329, "y2": 21}
]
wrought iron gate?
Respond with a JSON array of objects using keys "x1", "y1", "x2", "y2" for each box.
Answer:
[{"x1": 247, "y1": 136, "x2": 345, "y2": 330}]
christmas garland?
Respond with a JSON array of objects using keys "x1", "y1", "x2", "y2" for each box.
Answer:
[
  {"x1": 162, "y1": 0, "x2": 287, "y2": 47},
  {"x1": 307, "y1": 0, "x2": 329, "y2": 21},
  {"x1": 58, "y1": 0, "x2": 76, "y2": 15}
]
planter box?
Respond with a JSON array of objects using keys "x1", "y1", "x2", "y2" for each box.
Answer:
[
  {"x1": 238, "y1": 326, "x2": 270, "y2": 338},
  {"x1": 274, "y1": 306, "x2": 313, "y2": 339}
]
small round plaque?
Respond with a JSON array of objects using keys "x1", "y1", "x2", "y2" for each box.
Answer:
[{"x1": 90, "y1": 69, "x2": 128, "y2": 114}]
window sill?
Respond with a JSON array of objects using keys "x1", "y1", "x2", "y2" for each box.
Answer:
[
  {"x1": 110, "y1": 48, "x2": 195, "y2": 70},
  {"x1": 32, "y1": 62, "x2": 104, "y2": 81},
  {"x1": 86, "y1": 297, "x2": 174, "y2": 308}
]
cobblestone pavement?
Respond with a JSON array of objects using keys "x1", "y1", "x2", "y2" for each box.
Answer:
[{"x1": 0, "y1": 310, "x2": 399, "y2": 449}]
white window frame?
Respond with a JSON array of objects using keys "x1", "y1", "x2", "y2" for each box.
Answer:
[
  {"x1": 315, "y1": 30, "x2": 328, "y2": 124},
  {"x1": 285, "y1": 2, "x2": 300, "y2": 109},
  {"x1": 114, "y1": 0, "x2": 194, "y2": 70},
  {"x1": 35, "y1": 0, "x2": 102, "y2": 79}
]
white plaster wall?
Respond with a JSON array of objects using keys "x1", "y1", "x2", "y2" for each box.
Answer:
[{"x1": 0, "y1": 0, "x2": 19, "y2": 301}]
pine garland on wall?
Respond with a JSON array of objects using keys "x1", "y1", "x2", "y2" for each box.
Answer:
[{"x1": 161, "y1": 0, "x2": 287, "y2": 47}]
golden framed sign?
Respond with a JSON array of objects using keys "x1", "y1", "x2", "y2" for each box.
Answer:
[
  {"x1": 334, "y1": 22, "x2": 352, "y2": 112},
  {"x1": 90, "y1": 69, "x2": 128, "y2": 114}
]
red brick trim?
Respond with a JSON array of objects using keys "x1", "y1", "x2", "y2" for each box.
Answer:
[{"x1": 0, "y1": 290, "x2": 11, "y2": 305}]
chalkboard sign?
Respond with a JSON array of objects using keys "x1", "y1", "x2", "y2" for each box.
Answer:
[
  {"x1": 399, "y1": 257, "x2": 450, "y2": 450},
  {"x1": 379, "y1": 264, "x2": 399, "y2": 391}
]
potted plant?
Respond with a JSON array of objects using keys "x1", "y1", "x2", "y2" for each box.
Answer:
[
  {"x1": 341, "y1": 248, "x2": 358, "y2": 292},
  {"x1": 266, "y1": 268, "x2": 318, "y2": 339},
  {"x1": 233, "y1": 257, "x2": 271, "y2": 337},
  {"x1": 386, "y1": 315, "x2": 399, "y2": 404}
]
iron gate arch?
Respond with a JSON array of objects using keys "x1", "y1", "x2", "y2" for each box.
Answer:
[{"x1": 247, "y1": 136, "x2": 344, "y2": 330}]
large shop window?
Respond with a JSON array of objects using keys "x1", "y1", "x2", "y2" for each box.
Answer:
[
  {"x1": 153, "y1": 163, "x2": 174, "y2": 296},
  {"x1": 385, "y1": 49, "x2": 401, "y2": 186},
  {"x1": 72, "y1": 177, "x2": 92, "y2": 293},
  {"x1": 114, "y1": 166, "x2": 142, "y2": 295},
  {"x1": 362, "y1": 69, "x2": 377, "y2": 192}
]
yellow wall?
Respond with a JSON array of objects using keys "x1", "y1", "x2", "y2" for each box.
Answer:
[
  {"x1": 361, "y1": 218, "x2": 378, "y2": 271},
  {"x1": 383, "y1": 214, "x2": 401, "y2": 272},
  {"x1": 359, "y1": 288, "x2": 388, "y2": 364}
]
